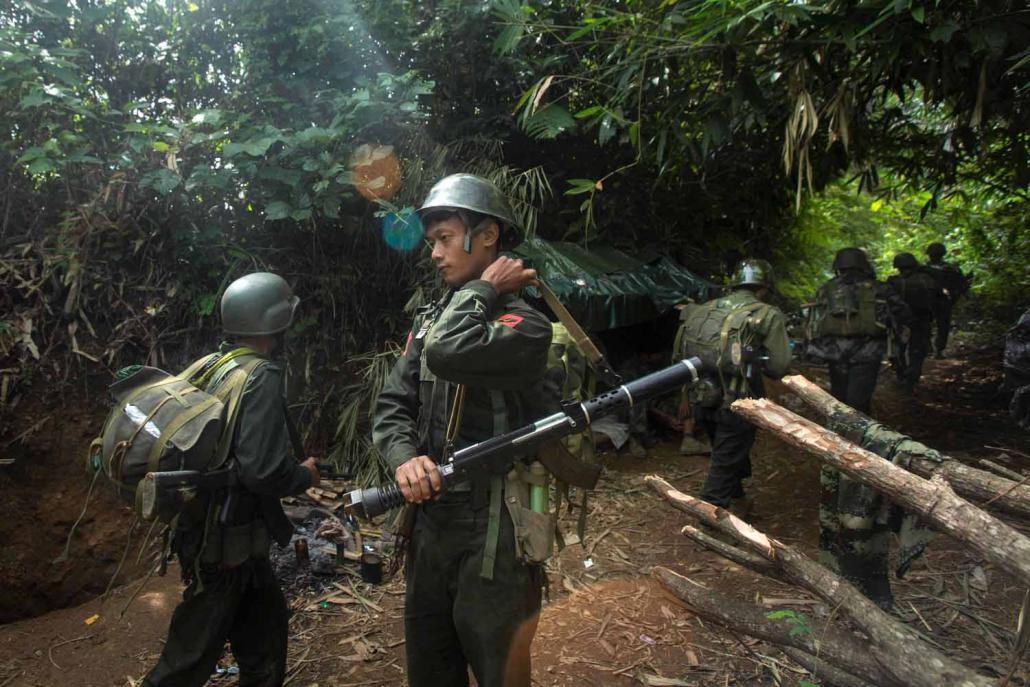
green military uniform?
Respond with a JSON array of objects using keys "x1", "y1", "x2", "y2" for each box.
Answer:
[
  {"x1": 807, "y1": 255, "x2": 910, "y2": 413},
  {"x1": 144, "y1": 345, "x2": 312, "y2": 687},
  {"x1": 677, "y1": 279, "x2": 791, "y2": 508},
  {"x1": 924, "y1": 257, "x2": 969, "y2": 356},
  {"x1": 373, "y1": 279, "x2": 555, "y2": 687},
  {"x1": 887, "y1": 255, "x2": 942, "y2": 393}
]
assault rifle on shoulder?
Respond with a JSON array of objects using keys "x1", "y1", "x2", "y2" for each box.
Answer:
[{"x1": 343, "y1": 357, "x2": 703, "y2": 520}]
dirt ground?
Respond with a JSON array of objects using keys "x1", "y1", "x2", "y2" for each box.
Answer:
[{"x1": 1, "y1": 339, "x2": 1028, "y2": 686}]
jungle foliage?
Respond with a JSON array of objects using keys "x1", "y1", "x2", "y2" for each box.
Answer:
[{"x1": 1, "y1": 0, "x2": 1027, "y2": 476}]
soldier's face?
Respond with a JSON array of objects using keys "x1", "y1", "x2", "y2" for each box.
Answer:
[{"x1": 425, "y1": 216, "x2": 498, "y2": 287}]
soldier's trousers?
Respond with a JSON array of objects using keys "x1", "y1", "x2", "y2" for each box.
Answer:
[
  {"x1": 695, "y1": 406, "x2": 756, "y2": 508},
  {"x1": 932, "y1": 300, "x2": 953, "y2": 354},
  {"x1": 143, "y1": 557, "x2": 288, "y2": 687},
  {"x1": 405, "y1": 491, "x2": 542, "y2": 687},
  {"x1": 899, "y1": 320, "x2": 932, "y2": 391},
  {"x1": 828, "y1": 358, "x2": 881, "y2": 414}
]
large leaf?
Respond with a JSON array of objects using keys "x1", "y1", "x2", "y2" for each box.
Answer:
[{"x1": 522, "y1": 105, "x2": 575, "y2": 140}]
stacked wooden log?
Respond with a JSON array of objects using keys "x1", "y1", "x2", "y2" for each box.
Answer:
[{"x1": 647, "y1": 374, "x2": 1030, "y2": 687}]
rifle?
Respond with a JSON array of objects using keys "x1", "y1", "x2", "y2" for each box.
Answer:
[{"x1": 343, "y1": 356, "x2": 702, "y2": 520}]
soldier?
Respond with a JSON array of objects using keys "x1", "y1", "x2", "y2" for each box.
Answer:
[
  {"x1": 924, "y1": 242, "x2": 970, "y2": 358},
  {"x1": 806, "y1": 247, "x2": 910, "y2": 413},
  {"x1": 144, "y1": 272, "x2": 320, "y2": 687},
  {"x1": 373, "y1": 174, "x2": 555, "y2": 687},
  {"x1": 888, "y1": 253, "x2": 941, "y2": 394},
  {"x1": 673, "y1": 259, "x2": 791, "y2": 513}
]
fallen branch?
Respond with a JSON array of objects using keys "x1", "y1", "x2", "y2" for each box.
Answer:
[
  {"x1": 782, "y1": 375, "x2": 1030, "y2": 519},
  {"x1": 646, "y1": 476, "x2": 996, "y2": 687},
  {"x1": 732, "y1": 397, "x2": 1030, "y2": 592},
  {"x1": 780, "y1": 646, "x2": 876, "y2": 687},
  {"x1": 654, "y1": 567, "x2": 895, "y2": 686}
]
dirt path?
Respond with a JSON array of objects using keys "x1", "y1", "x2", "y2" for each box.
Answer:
[{"x1": 1, "y1": 343, "x2": 1026, "y2": 686}]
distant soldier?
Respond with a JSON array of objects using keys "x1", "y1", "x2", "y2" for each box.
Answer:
[
  {"x1": 673, "y1": 259, "x2": 791, "y2": 513},
  {"x1": 806, "y1": 247, "x2": 910, "y2": 413},
  {"x1": 888, "y1": 253, "x2": 942, "y2": 394},
  {"x1": 924, "y1": 242, "x2": 970, "y2": 358}
]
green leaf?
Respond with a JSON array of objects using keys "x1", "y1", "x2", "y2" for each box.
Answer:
[
  {"x1": 522, "y1": 104, "x2": 575, "y2": 140},
  {"x1": 565, "y1": 179, "x2": 597, "y2": 196},
  {"x1": 911, "y1": 6, "x2": 925, "y2": 24},
  {"x1": 195, "y1": 293, "x2": 217, "y2": 316},
  {"x1": 265, "y1": 201, "x2": 292, "y2": 220},
  {"x1": 929, "y1": 22, "x2": 959, "y2": 42},
  {"x1": 153, "y1": 141, "x2": 171, "y2": 152},
  {"x1": 574, "y1": 105, "x2": 603, "y2": 119},
  {"x1": 26, "y1": 158, "x2": 56, "y2": 175}
]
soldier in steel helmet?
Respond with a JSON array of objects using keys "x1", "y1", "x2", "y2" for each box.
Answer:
[
  {"x1": 806, "y1": 247, "x2": 910, "y2": 413},
  {"x1": 372, "y1": 174, "x2": 556, "y2": 686},
  {"x1": 672, "y1": 259, "x2": 791, "y2": 515},
  {"x1": 924, "y1": 242, "x2": 970, "y2": 358},
  {"x1": 888, "y1": 252, "x2": 943, "y2": 394},
  {"x1": 144, "y1": 272, "x2": 320, "y2": 686}
]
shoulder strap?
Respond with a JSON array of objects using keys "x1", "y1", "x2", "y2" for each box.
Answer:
[{"x1": 210, "y1": 356, "x2": 269, "y2": 470}]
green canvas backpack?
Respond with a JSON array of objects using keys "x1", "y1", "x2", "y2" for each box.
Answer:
[{"x1": 808, "y1": 279, "x2": 883, "y2": 338}]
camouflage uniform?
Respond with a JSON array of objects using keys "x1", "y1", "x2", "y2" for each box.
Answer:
[
  {"x1": 888, "y1": 263, "x2": 941, "y2": 393},
  {"x1": 144, "y1": 344, "x2": 312, "y2": 687},
  {"x1": 373, "y1": 279, "x2": 554, "y2": 687},
  {"x1": 924, "y1": 258, "x2": 969, "y2": 356},
  {"x1": 807, "y1": 270, "x2": 910, "y2": 413}
]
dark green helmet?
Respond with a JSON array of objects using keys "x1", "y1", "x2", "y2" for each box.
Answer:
[
  {"x1": 832, "y1": 247, "x2": 871, "y2": 272},
  {"x1": 417, "y1": 174, "x2": 522, "y2": 248},
  {"x1": 926, "y1": 242, "x2": 946, "y2": 259},
  {"x1": 730, "y1": 258, "x2": 775, "y2": 289},
  {"x1": 892, "y1": 252, "x2": 919, "y2": 270},
  {"x1": 221, "y1": 272, "x2": 299, "y2": 336}
]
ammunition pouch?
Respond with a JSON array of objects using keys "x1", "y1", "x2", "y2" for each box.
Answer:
[
  {"x1": 504, "y1": 462, "x2": 555, "y2": 566},
  {"x1": 201, "y1": 518, "x2": 271, "y2": 568}
]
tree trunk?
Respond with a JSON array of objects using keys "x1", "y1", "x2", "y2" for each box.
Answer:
[
  {"x1": 781, "y1": 375, "x2": 1030, "y2": 518},
  {"x1": 654, "y1": 566, "x2": 897, "y2": 687},
  {"x1": 732, "y1": 397, "x2": 1030, "y2": 591},
  {"x1": 646, "y1": 476, "x2": 998, "y2": 687}
]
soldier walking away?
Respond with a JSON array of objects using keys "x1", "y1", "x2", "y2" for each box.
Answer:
[
  {"x1": 144, "y1": 272, "x2": 321, "y2": 687},
  {"x1": 924, "y1": 242, "x2": 971, "y2": 358},
  {"x1": 806, "y1": 247, "x2": 910, "y2": 414},
  {"x1": 673, "y1": 259, "x2": 791, "y2": 515},
  {"x1": 888, "y1": 253, "x2": 942, "y2": 394},
  {"x1": 372, "y1": 174, "x2": 557, "y2": 687}
]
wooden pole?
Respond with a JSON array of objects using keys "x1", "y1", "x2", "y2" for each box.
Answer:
[
  {"x1": 646, "y1": 476, "x2": 997, "y2": 687},
  {"x1": 781, "y1": 374, "x2": 1030, "y2": 518},
  {"x1": 731, "y1": 397, "x2": 1030, "y2": 591},
  {"x1": 654, "y1": 567, "x2": 897, "y2": 687}
]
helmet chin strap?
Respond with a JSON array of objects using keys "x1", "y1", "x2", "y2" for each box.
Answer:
[{"x1": 457, "y1": 210, "x2": 497, "y2": 254}]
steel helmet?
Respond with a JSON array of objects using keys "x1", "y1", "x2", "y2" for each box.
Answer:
[
  {"x1": 417, "y1": 174, "x2": 523, "y2": 248},
  {"x1": 220, "y1": 272, "x2": 299, "y2": 336},
  {"x1": 892, "y1": 252, "x2": 919, "y2": 270},
  {"x1": 730, "y1": 258, "x2": 775, "y2": 289},
  {"x1": 926, "y1": 242, "x2": 946, "y2": 260},
  {"x1": 832, "y1": 247, "x2": 871, "y2": 273}
]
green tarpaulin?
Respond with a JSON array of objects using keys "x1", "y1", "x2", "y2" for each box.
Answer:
[{"x1": 514, "y1": 237, "x2": 716, "y2": 332}]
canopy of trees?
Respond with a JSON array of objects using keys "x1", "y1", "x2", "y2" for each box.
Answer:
[{"x1": 1, "y1": 0, "x2": 1027, "y2": 466}]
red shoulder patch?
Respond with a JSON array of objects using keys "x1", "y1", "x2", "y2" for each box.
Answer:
[
  {"x1": 402, "y1": 332, "x2": 413, "y2": 356},
  {"x1": 495, "y1": 313, "x2": 525, "y2": 329}
]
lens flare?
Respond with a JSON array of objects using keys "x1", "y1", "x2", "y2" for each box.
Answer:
[{"x1": 382, "y1": 208, "x2": 423, "y2": 252}]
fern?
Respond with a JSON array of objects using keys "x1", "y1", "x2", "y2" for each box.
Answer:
[{"x1": 522, "y1": 105, "x2": 575, "y2": 140}]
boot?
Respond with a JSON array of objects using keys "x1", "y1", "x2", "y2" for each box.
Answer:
[{"x1": 679, "y1": 433, "x2": 712, "y2": 456}]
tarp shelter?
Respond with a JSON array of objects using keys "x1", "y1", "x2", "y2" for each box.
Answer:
[{"x1": 514, "y1": 237, "x2": 716, "y2": 332}]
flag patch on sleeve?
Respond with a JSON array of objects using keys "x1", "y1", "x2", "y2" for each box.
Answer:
[{"x1": 496, "y1": 313, "x2": 524, "y2": 328}]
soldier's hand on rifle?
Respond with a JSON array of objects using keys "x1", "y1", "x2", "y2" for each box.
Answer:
[
  {"x1": 301, "y1": 457, "x2": 321, "y2": 489},
  {"x1": 481, "y1": 256, "x2": 538, "y2": 295},
  {"x1": 396, "y1": 455, "x2": 441, "y2": 504}
]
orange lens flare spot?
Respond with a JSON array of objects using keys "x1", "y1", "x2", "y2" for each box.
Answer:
[{"x1": 350, "y1": 144, "x2": 402, "y2": 201}]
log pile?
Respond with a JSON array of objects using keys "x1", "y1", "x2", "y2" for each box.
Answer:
[{"x1": 646, "y1": 374, "x2": 1030, "y2": 687}]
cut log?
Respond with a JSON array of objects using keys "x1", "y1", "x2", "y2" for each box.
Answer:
[
  {"x1": 780, "y1": 647, "x2": 877, "y2": 687},
  {"x1": 654, "y1": 567, "x2": 896, "y2": 686},
  {"x1": 781, "y1": 374, "x2": 1030, "y2": 518},
  {"x1": 680, "y1": 524, "x2": 786, "y2": 581},
  {"x1": 646, "y1": 476, "x2": 997, "y2": 687},
  {"x1": 732, "y1": 397, "x2": 1030, "y2": 591}
]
